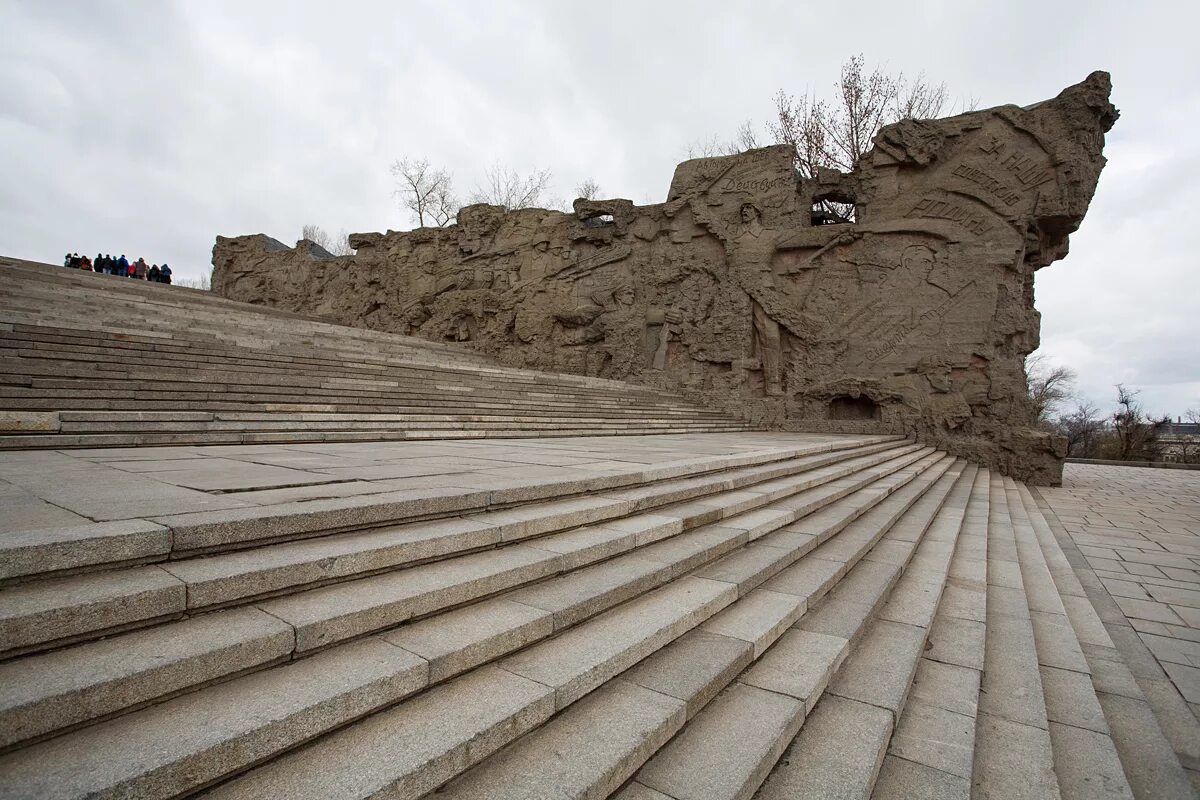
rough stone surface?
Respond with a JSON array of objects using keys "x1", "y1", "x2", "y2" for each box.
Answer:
[
  {"x1": 0, "y1": 637, "x2": 430, "y2": 799},
  {"x1": 635, "y1": 681, "x2": 805, "y2": 800},
  {"x1": 872, "y1": 754, "x2": 971, "y2": 800},
  {"x1": 212, "y1": 75, "x2": 1117, "y2": 485},
  {"x1": 0, "y1": 607, "x2": 294, "y2": 749},
  {"x1": 201, "y1": 664, "x2": 550, "y2": 800},
  {"x1": 756, "y1": 694, "x2": 892, "y2": 800},
  {"x1": 622, "y1": 629, "x2": 753, "y2": 719},
  {"x1": 435, "y1": 679, "x2": 685, "y2": 800}
]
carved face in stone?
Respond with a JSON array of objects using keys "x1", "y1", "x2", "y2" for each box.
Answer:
[
  {"x1": 614, "y1": 284, "x2": 635, "y2": 307},
  {"x1": 740, "y1": 204, "x2": 761, "y2": 224},
  {"x1": 900, "y1": 244, "x2": 936, "y2": 277}
]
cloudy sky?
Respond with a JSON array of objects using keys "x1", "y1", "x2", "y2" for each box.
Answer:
[{"x1": 1, "y1": 0, "x2": 1196, "y2": 417}]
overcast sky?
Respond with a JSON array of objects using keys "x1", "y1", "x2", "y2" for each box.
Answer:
[{"x1": 1, "y1": 0, "x2": 1196, "y2": 417}]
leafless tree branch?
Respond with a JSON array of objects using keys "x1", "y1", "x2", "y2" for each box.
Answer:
[
  {"x1": 391, "y1": 157, "x2": 459, "y2": 228},
  {"x1": 470, "y1": 163, "x2": 554, "y2": 210}
]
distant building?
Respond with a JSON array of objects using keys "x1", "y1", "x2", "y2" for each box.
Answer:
[{"x1": 1160, "y1": 419, "x2": 1200, "y2": 463}]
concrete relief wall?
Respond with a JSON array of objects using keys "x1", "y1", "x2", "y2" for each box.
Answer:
[{"x1": 212, "y1": 73, "x2": 1117, "y2": 484}]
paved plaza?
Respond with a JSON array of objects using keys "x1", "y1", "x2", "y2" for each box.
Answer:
[{"x1": 1038, "y1": 464, "x2": 1200, "y2": 776}]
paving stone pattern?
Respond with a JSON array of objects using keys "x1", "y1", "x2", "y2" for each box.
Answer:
[{"x1": 1038, "y1": 464, "x2": 1200, "y2": 791}]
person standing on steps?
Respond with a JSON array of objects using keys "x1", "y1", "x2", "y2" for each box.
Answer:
[
  {"x1": 133, "y1": 258, "x2": 148, "y2": 280},
  {"x1": 148, "y1": 263, "x2": 160, "y2": 282},
  {"x1": 116, "y1": 254, "x2": 130, "y2": 277},
  {"x1": 159, "y1": 263, "x2": 172, "y2": 284}
]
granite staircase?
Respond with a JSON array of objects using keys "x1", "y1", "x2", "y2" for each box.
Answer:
[
  {"x1": 2, "y1": 432, "x2": 1193, "y2": 798},
  {"x1": 1, "y1": 257, "x2": 1194, "y2": 799},
  {"x1": 0, "y1": 258, "x2": 752, "y2": 448}
]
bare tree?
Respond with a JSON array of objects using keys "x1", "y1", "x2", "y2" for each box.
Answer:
[
  {"x1": 575, "y1": 178, "x2": 601, "y2": 200},
  {"x1": 769, "y1": 55, "x2": 952, "y2": 177},
  {"x1": 1110, "y1": 384, "x2": 1169, "y2": 461},
  {"x1": 893, "y1": 71, "x2": 951, "y2": 122},
  {"x1": 1055, "y1": 400, "x2": 1104, "y2": 458},
  {"x1": 391, "y1": 157, "x2": 459, "y2": 227},
  {"x1": 768, "y1": 55, "x2": 961, "y2": 224},
  {"x1": 470, "y1": 163, "x2": 554, "y2": 210},
  {"x1": 1026, "y1": 354, "x2": 1077, "y2": 423},
  {"x1": 300, "y1": 224, "x2": 353, "y2": 256},
  {"x1": 684, "y1": 134, "x2": 731, "y2": 159},
  {"x1": 733, "y1": 119, "x2": 760, "y2": 152},
  {"x1": 684, "y1": 119, "x2": 760, "y2": 160}
]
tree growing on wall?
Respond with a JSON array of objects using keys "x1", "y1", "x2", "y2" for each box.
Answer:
[
  {"x1": 391, "y1": 158, "x2": 459, "y2": 228},
  {"x1": 575, "y1": 178, "x2": 602, "y2": 201},
  {"x1": 392, "y1": 158, "x2": 570, "y2": 226},
  {"x1": 688, "y1": 55, "x2": 971, "y2": 223},
  {"x1": 684, "y1": 120, "x2": 760, "y2": 159},
  {"x1": 470, "y1": 163, "x2": 556, "y2": 210}
]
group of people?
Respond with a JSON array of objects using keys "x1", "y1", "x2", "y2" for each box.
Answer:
[{"x1": 63, "y1": 253, "x2": 173, "y2": 283}]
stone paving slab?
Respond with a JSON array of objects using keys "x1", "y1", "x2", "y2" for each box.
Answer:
[
  {"x1": 0, "y1": 432, "x2": 872, "y2": 536},
  {"x1": 1039, "y1": 464, "x2": 1200, "y2": 729}
]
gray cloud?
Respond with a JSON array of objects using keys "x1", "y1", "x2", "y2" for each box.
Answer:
[{"x1": 1, "y1": 0, "x2": 1196, "y2": 416}]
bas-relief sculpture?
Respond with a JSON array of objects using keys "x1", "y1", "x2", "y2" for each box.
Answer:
[{"x1": 212, "y1": 73, "x2": 1118, "y2": 485}]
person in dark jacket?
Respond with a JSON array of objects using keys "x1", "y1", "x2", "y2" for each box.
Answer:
[
  {"x1": 148, "y1": 264, "x2": 161, "y2": 282},
  {"x1": 103, "y1": 254, "x2": 115, "y2": 274},
  {"x1": 116, "y1": 255, "x2": 130, "y2": 277},
  {"x1": 159, "y1": 263, "x2": 172, "y2": 284}
]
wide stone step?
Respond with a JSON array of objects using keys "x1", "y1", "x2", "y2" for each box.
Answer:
[
  {"x1": 0, "y1": 366, "x2": 708, "y2": 412},
  {"x1": 0, "y1": 340, "x2": 704, "y2": 403},
  {"x1": 0, "y1": 443, "x2": 927, "y2": 660},
  {"x1": 0, "y1": 424, "x2": 762, "y2": 451},
  {"x1": 967, "y1": 473, "x2": 1062, "y2": 799},
  {"x1": 53, "y1": 418, "x2": 747, "y2": 434},
  {"x1": 0, "y1": 453, "x2": 952, "y2": 798},
  {"x1": 871, "y1": 466, "x2": 991, "y2": 799},
  {"x1": 418, "y1": 459, "x2": 969, "y2": 800},
  {"x1": 0, "y1": 329, "x2": 701, "y2": 400},
  {"x1": 1019, "y1": 485, "x2": 1195, "y2": 800},
  {"x1": 630, "y1": 463, "x2": 977, "y2": 800},
  {"x1": 192, "y1": 457, "x2": 960, "y2": 800},
  {"x1": 0, "y1": 443, "x2": 922, "y2": 747},
  {"x1": 0, "y1": 324, "x2": 707, "y2": 397},
  {"x1": 11, "y1": 370, "x2": 689, "y2": 407},
  {"x1": 2, "y1": 434, "x2": 903, "y2": 580},
  {"x1": 0, "y1": 372, "x2": 722, "y2": 414},
  {"x1": 998, "y1": 477, "x2": 1133, "y2": 800}
]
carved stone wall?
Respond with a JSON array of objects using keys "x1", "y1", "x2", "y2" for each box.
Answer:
[{"x1": 212, "y1": 73, "x2": 1117, "y2": 485}]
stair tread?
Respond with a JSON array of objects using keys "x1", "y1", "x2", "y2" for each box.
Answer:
[
  {"x1": 439, "y1": 460, "x2": 966, "y2": 800},
  {"x1": 695, "y1": 463, "x2": 975, "y2": 800},
  {"x1": 0, "y1": 444, "x2": 932, "y2": 772}
]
